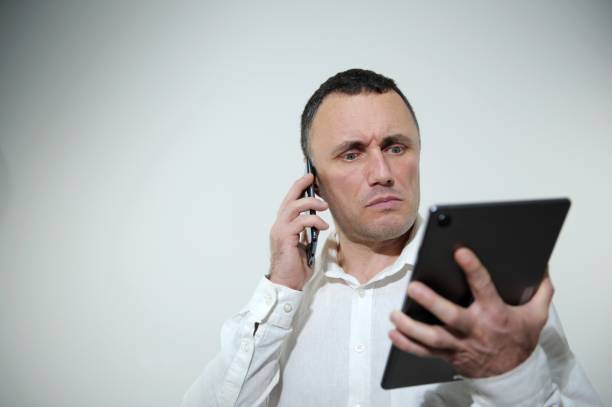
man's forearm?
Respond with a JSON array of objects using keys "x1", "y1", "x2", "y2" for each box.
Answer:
[{"x1": 181, "y1": 277, "x2": 303, "y2": 407}]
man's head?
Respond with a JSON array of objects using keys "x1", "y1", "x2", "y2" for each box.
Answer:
[{"x1": 301, "y1": 68, "x2": 421, "y2": 245}]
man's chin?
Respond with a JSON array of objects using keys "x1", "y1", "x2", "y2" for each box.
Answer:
[{"x1": 356, "y1": 217, "x2": 415, "y2": 242}]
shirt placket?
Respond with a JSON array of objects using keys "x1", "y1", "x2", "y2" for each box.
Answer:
[{"x1": 347, "y1": 285, "x2": 373, "y2": 407}]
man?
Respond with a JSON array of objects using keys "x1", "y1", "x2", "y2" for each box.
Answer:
[{"x1": 182, "y1": 69, "x2": 601, "y2": 406}]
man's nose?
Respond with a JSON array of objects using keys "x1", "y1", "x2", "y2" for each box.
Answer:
[{"x1": 366, "y1": 150, "x2": 394, "y2": 187}]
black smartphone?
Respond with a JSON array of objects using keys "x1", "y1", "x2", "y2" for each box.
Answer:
[{"x1": 304, "y1": 158, "x2": 318, "y2": 267}]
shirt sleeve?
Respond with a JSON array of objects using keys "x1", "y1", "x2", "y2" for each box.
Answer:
[
  {"x1": 460, "y1": 304, "x2": 603, "y2": 406},
  {"x1": 180, "y1": 276, "x2": 304, "y2": 407}
]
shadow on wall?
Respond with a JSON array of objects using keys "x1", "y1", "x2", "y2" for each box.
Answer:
[{"x1": 0, "y1": 149, "x2": 9, "y2": 225}]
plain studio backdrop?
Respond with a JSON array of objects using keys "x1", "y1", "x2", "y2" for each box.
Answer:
[{"x1": 0, "y1": 1, "x2": 611, "y2": 406}]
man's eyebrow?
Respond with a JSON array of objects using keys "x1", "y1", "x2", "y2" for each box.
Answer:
[
  {"x1": 380, "y1": 134, "x2": 414, "y2": 149},
  {"x1": 329, "y1": 134, "x2": 415, "y2": 157},
  {"x1": 330, "y1": 140, "x2": 366, "y2": 157}
]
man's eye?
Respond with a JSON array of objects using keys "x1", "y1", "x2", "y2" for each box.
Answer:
[
  {"x1": 343, "y1": 152, "x2": 359, "y2": 161},
  {"x1": 387, "y1": 145, "x2": 405, "y2": 154}
]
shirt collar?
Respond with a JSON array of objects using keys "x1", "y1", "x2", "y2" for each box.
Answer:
[{"x1": 317, "y1": 214, "x2": 425, "y2": 289}]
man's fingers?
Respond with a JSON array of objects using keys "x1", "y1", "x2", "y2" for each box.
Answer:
[
  {"x1": 388, "y1": 329, "x2": 453, "y2": 361},
  {"x1": 525, "y1": 268, "x2": 554, "y2": 324},
  {"x1": 280, "y1": 197, "x2": 328, "y2": 222},
  {"x1": 388, "y1": 329, "x2": 434, "y2": 358},
  {"x1": 299, "y1": 229, "x2": 309, "y2": 245},
  {"x1": 288, "y1": 215, "x2": 329, "y2": 235},
  {"x1": 390, "y1": 310, "x2": 460, "y2": 350},
  {"x1": 407, "y1": 282, "x2": 473, "y2": 334},
  {"x1": 455, "y1": 247, "x2": 501, "y2": 305},
  {"x1": 279, "y1": 173, "x2": 316, "y2": 211}
]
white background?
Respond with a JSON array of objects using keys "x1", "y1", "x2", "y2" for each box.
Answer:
[{"x1": 0, "y1": 1, "x2": 610, "y2": 406}]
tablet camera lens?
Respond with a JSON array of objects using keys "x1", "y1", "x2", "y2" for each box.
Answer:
[{"x1": 437, "y1": 213, "x2": 451, "y2": 227}]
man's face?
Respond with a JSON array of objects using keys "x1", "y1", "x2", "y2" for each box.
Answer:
[{"x1": 309, "y1": 91, "x2": 420, "y2": 244}]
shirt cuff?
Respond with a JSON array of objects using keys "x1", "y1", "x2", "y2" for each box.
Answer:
[
  {"x1": 242, "y1": 276, "x2": 304, "y2": 330},
  {"x1": 463, "y1": 346, "x2": 553, "y2": 406}
]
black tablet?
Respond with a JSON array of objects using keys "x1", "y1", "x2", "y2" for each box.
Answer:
[{"x1": 381, "y1": 198, "x2": 571, "y2": 389}]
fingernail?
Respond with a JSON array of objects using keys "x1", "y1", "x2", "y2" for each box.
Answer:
[{"x1": 456, "y1": 248, "x2": 470, "y2": 262}]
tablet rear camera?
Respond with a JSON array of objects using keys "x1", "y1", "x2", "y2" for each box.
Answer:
[{"x1": 437, "y1": 213, "x2": 451, "y2": 227}]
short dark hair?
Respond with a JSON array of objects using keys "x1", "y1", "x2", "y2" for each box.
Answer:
[{"x1": 300, "y1": 68, "x2": 419, "y2": 159}]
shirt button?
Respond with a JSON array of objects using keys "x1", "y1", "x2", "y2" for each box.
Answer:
[
  {"x1": 357, "y1": 288, "x2": 365, "y2": 297},
  {"x1": 283, "y1": 303, "x2": 293, "y2": 313},
  {"x1": 354, "y1": 344, "x2": 365, "y2": 353},
  {"x1": 241, "y1": 339, "x2": 251, "y2": 352}
]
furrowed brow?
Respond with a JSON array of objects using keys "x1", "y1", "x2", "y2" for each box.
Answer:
[
  {"x1": 330, "y1": 140, "x2": 366, "y2": 157},
  {"x1": 380, "y1": 134, "x2": 414, "y2": 149},
  {"x1": 329, "y1": 134, "x2": 415, "y2": 157}
]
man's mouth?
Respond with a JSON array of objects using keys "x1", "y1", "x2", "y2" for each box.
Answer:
[{"x1": 366, "y1": 195, "x2": 403, "y2": 209}]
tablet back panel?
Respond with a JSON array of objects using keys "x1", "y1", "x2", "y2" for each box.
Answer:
[{"x1": 381, "y1": 198, "x2": 570, "y2": 389}]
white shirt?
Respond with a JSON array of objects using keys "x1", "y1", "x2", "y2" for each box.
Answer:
[{"x1": 182, "y1": 217, "x2": 602, "y2": 406}]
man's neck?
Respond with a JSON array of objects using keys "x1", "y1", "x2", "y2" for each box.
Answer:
[{"x1": 336, "y1": 227, "x2": 413, "y2": 285}]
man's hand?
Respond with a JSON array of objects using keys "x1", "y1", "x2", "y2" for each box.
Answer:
[
  {"x1": 268, "y1": 173, "x2": 329, "y2": 291},
  {"x1": 388, "y1": 247, "x2": 554, "y2": 378}
]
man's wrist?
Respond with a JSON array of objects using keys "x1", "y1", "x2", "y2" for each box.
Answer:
[
  {"x1": 266, "y1": 273, "x2": 303, "y2": 291},
  {"x1": 463, "y1": 346, "x2": 553, "y2": 406},
  {"x1": 261, "y1": 276, "x2": 304, "y2": 329}
]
